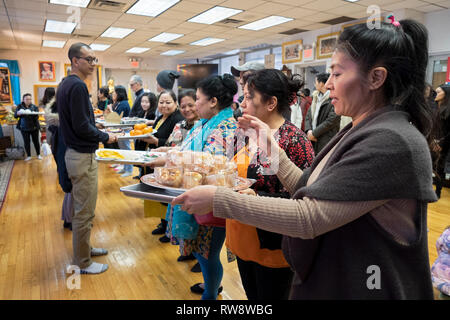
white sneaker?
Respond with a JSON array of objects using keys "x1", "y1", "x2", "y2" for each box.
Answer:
[
  {"x1": 37, "y1": 155, "x2": 43, "y2": 160},
  {"x1": 24, "y1": 156, "x2": 32, "y2": 161}
]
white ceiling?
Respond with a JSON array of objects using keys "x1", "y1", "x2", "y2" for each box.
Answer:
[{"x1": 0, "y1": 0, "x2": 449, "y2": 60}]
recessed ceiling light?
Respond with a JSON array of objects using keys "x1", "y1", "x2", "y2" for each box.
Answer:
[
  {"x1": 126, "y1": 0, "x2": 180, "y2": 17},
  {"x1": 161, "y1": 50, "x2": 185, "y2": 56},
  {"x1": 90, "y1": 44, "x2": 111, "y2": 51},
  {"x1": 42, "y1": 40, "x2": 66, "y2": 48},
  {"x1": 126, "y1": 47, "x2": 150, "y2": 54},
  {"x1": 148, "y1": 32, "x2": 184, "y2": 43},
  {"x1": 49, "y1": 0, "x2": 91, "y2": 7},
  {"x1": 190, "y1": 37, "x2": 225, "y2": 46},
  {"x1": 101, "y1": 27, "x2": 135, "y2": 38},
  {"x1": 45, "y1": 19, "x2": 77, "y2": 34},
  {"x1": 239, "y1": 16, "x2": 293, "y2": 31},
  {"x1": 188, "y1": 6, "x2": 243, "y2": 25}
]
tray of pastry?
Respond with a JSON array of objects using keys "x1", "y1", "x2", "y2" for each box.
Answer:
[{"x1": 95, "y1": 148, "x2": 165, "y2": 165}]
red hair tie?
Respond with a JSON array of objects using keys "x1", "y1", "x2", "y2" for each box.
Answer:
[{"x1": 387, "y1": 15, "x2": 401, "y2": 27}]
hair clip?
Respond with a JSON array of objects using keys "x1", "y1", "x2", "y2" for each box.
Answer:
[{"x1": 387, "y1": 15, "x2": 401, "y2": 27}]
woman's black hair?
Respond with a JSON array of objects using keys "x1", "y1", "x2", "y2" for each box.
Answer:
[
  {"x1": 158, "y1": 89, "x2": 177, "y2": 105},
  {"x1": 196, "y1": 74, "x2": 238, "y2": 110},
  {"x1": 178, "y1": 89, "x2": 196, "y2": 105},
  {"x1": 437, "y1": 84, "x2": 450, "y2": 108},
  {"x1": 302, "y1": 88, "x2": 310, "y2": 97},
  {"x1": 337, "y1": 19, "x2": 432, "y2": 142},
  {"x1": 41, "y1": 87, "x2": 56, "y2": 106},
  {"x1": 22, "y1": 93, "x2": 32, "y2": 101},
  {"x1": 114, "y1": 85, "x2": 128, "y2": 102},
  {"x1": 244, "y1": 69, "x2": 304, "y2": 117},
  {"x1": 99, "y1": 86, "x2": 110, "y2": 100},
  {"x1": 316, "y1": 73, "x2": 330, "y2": 85},
  {"x1": 141, "y1": 92, "x2": 158, "y2": 114}
]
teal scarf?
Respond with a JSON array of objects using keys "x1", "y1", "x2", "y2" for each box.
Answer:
[
  {"x1": 167, "y1": 106, "x2": 233, "y2": 239},
  {"x1": 187, "y1": 107, "x2": 233, "y2": 152}
]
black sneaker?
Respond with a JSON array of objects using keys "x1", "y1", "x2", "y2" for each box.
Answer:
[
  {"x1": 177, "y1": 254, "x2": 196, "y2": 262},
  {"x1": 190, "y1": 262, "x2": 201, "y2": 273},
  {"x1": 152, "y1": 223, "x2": 165, "y2": 235},
  {"x1": 159, "y1": 235, "x2": 170, "y2": 243},
  {"x1": 190, "y1": 283, "x2": 223, "y2": 295}
]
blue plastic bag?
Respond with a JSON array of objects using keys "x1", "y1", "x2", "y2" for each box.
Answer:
[{"x1": 170, "y1": 204, "x2": 199, "y2": 240}]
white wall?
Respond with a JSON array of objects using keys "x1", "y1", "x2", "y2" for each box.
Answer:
[{"x1": 425, "y1": 8, "x2": 450, "y2": 56}]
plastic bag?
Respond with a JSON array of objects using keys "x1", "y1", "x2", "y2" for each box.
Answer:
[
  {"x1": 171, "y1": 204, "x2": 199, "y2": 240},
  {"x1": 42, "y1": 140, "x2": 52, "y2": 156}
]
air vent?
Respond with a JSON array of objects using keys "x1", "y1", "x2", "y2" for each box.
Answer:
[
  {"x1": 165, "y1": 43, "x2": 181, "y2": 47},
  {"x1": 217, "y1": 18, "x2": 244, "y2": 25},
  {"x1": 89, "y1": 0, "x2": 128, "y2": 11},
  {"x1": 320, "y1": 16, "x2": 355, "y2": 25},
  {"x1": 279, "y1": 28, "x2": 307, "y2": 35},
  {"x1": 73, "y1": 34, "x2": 94, "y2": 38}
]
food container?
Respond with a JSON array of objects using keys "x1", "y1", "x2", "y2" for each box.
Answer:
[
  {"x1": 182, "y1": 171, "x2": 204, "y2": 189},
  {"x1": 205, "y1": 170, "x2": 237, "y2": 188},
  {"x1": 154, "y1": 166, "x2": 183, "y2": 188}
]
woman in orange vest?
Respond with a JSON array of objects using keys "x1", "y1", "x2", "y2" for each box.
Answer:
[{"x1": 229, "y1": 69, "x2": 315, "y2": 299}]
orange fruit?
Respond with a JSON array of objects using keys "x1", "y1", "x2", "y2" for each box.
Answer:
[
  {"x1": 134, "y1": 123, "x2": 147, "y2": 131},
  {"x1": 134, "y1": 129, "x2": 143, "y2": 136},
  {"x1": 129, "y1": 130, "x2": 136, "y2": 136},
  {"x1": 143, "y1": 127, "x2": 152, "y2": 134}
]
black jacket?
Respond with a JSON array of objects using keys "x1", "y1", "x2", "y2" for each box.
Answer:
[
  {"x1": 151, "y1": 109, "x2": 184, "y2": 148},
  {"x1": 15, "y1": 103, "x2": 40, "y2": 132},
  {"x1": 129, "y1": 88, "x2": 145, "y2": 117},
  {"x1": 304, "y1": 98, "x2": 340, "y2": 153}
]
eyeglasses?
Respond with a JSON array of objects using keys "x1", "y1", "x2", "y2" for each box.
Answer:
[{"x1": 77, "y1": 56, "x2": 98, "y2": 65}]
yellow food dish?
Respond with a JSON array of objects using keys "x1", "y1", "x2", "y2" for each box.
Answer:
[{"x1": 97, "y1": 150, "x2": 125, "y2": 159}]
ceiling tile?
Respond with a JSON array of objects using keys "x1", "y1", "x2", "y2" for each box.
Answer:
[
  {"x1": 415, "y1": 4, "x2": 446, "y2": 12},
  {"x1": 248, "y1": 2, "x2": 293, "y2": 14},
  {"x1": 301, "y1": 12, "x2": 339, "y2": 23},
  {"x1": 277, "y1": 7, "x2": 319, "y2": 19},
  {"x1": 171, "y1": 1, "x2": 215, "y2": 14},
  {"x1": 301, "y1": 0, "x2": 347, "y2": 11},
  {"x1": 219, "y1": 0, "x2": 268, "y2": 11},
  {"x1": 382, "y1": 0, "x2": 428, "y2": 11},
  {"x1": 437, "y1": 0, "x2": 450, "y2": 8},
  {"x1": 230, "y1": 11, "x2": 267, "y2": 22}
]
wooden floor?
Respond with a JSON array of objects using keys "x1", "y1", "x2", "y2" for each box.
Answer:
[{"x1": 0, "y1": 156, "x2": 448, "y2": 300}]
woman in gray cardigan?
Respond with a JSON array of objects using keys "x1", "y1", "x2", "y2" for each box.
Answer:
[{"x1": 173, "y1": 19, "x2": 437, "y2": 299}]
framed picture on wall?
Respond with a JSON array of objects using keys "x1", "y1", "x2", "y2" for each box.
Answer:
[
  {"x1": 34, "y1": 84, "x2": 58, "y2": 106},
  {"x1": 282, "y1": 40, "x2": 303, "y2": 64},
  {"x1": 0, "y1": 67, "x2": 13, "y2": 105},
  {"x1": 64, "y1": 63, "x2": 72, "y2": 77},
  {"x1": 316, "y1": 32, "x2": 340, "y2": 60},
  {"x1": 38, "y1": 61, "x2": 56, "y2": 82}
]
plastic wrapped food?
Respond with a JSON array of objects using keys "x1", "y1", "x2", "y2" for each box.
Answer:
[
  {"x1": 166, "y1": 148, "x2": 184, "y2": 167},
  {"x1": 154, "y1": 166, "x2": 183, "y2": 187},
  {"x1": 205, "y1": 170, "x2": 237, "y2": 188},
  {"x1": 183, "y1": 151, "x2": 214, "y2": 175},
  {"x1": 182, "y1": 171, "x2": 204, "y2": 189}
]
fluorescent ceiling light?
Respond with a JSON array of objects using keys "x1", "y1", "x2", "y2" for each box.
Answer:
[
  {"x1": 126, "y1": 0, "x2": 180, "y2": 17},
  {"x1": 148, "y1": 32, "x2": 184, "y2": 43},
  {"x1": 42, "y1": 40, "x2": 66, "y2": 48},
  {"x1": 239, "y1": 16, "x2": 293, "y2": 31},
  {"x1": 45, "y1": 19, "x2": 77, "y2": 34},
  {"x1": 90, "y1": 44, "x2": 111, "y2": 51},
  {"x1": 49, "y1": 0, "x2": 91, "y2": 7},
  {"x1": 161, "y1": 50, "x2": 185, "y2": 56},
  {"x1": 343, "y1": 0, "x2": 360, "y2": 2},
  {"x1": 126, "y1": 47, "x2": 150, "y2": 54},
  {"x1": 190, "y1": 37, "x2": 225, "y2": 46},
  {"x1": 101, "y1": 27, "x2": 135, "y2": 38},
  {"x1": 188, "y1": 6, "x2": 243, "y2": 25}
]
